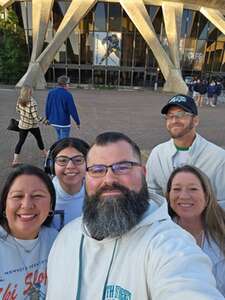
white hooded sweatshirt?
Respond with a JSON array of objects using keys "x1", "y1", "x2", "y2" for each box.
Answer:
[
  {"x1": 47, "y1": 193, "x2": 224, "y2": 300},
  {"x1": 0, "y1": 225, "x2": 57, "y2": 299}
]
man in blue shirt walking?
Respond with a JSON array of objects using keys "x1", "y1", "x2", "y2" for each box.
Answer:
[{"x1": 45, "y1": 75, "x2": 80, "y2": 140}]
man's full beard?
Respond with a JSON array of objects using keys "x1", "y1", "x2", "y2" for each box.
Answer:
[{"x1": 83, "y1": 179, "x2": 149, "y2": 240}]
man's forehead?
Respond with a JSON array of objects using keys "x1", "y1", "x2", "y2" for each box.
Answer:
[{"x1": 87, "y1": 141, "x2": 134, "y2": 162}]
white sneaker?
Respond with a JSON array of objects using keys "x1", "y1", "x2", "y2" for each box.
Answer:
[{"x1": 210, "y1": 103, "x2": 215, "y2": 107}]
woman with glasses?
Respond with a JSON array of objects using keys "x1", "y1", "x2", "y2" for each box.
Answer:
[
  {"x1": 45, "y1": 138, "x2": 89, "y2": 230},
  {"x1": 166, "y1": 165, "x2": 225, "y2": 296}
]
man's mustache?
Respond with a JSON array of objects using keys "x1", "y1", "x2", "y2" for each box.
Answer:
[{"x1": 96, "y1": 183, "x2": 129, "y2": 197}]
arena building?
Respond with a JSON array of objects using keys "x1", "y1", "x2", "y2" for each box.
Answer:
[{"x1": 1, "y1": 0, "x2": 225, "y2": 93}]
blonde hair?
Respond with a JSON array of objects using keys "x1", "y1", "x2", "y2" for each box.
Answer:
[
  {"x1": 17, "y1": 85, "x2": 32, "y2": 107},
  {"x1": 166, "y1": 165, "x2": 225, "y2": 257}
]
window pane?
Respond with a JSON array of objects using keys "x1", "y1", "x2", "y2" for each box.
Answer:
[
  {"x1": 94, "y1": 3, "x2": 107, "y2": 31},
  {"x1": 121, "y1": 33, "x2": 134, "y2": 66},
  {"x1": 109, "y1": 4, "x2": 121, "y2": 31},
  {"x1": 133, "y1": 72, "x2": 144, "y2": 86},
  {"x1": 193, "y1": 40, "x2": 206, "y2": 71},
  {"x1": 67, "y1": 32, "x2": 79, "y2": 64},
  {"x1": 107, "y1": 70, "x2": 119, "y2": 86},
  {"x1": 212, "y1": 41, "x2": 224, "y2": 71},
  {"x1": 67, "y1": 69, "x2": 79, "y2": 84},
  {"x1": 45, "y1": 67, "x2": 55, "y2": 83},
  {"x1": 80, "y1": 69, "x2": 92, "y2": 84},
  {"x1": 182, "y1": 38, "x2": 196, "y2": 70},
  {"x1": 80, "y1": 33, "x2": 94, "y2": 64},
  {"x1": 204, "y1": 41, "x2": 215, "y2": 72},
  {"x1": 134, "y1": 34, "x2": 146, "y2": 67},
  {"x1": 79, "y1": 10, "x2": 93, "y2": 33},
  {"x1": 120, "y1": 71, "x2": 131, "y2": 86},
  {"x1": 122, "y1": 10, "x2": 134, "y2": 32},
  {"x1": 94, "y1": 69, "x2": 106, "y2": 84}
]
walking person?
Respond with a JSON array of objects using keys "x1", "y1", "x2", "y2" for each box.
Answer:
[
  {"x1": 45, "y1": 75, "x2": 80, "y2": 141},
  {"x1": 12, "y1": 86, "x2": 48, "y2": 167},
  {"x1": 214, "y1": 79, "x2": 223, "y2": 106},
  {"x1": 166, "y1": 165, "x2": 225, "y2": 296},
  {"x1": 196, "y1": 79, "x2": 207, "y2": 107},
  {"x1": 207, "y1": 80, "x2": 216, "y2": 107}
]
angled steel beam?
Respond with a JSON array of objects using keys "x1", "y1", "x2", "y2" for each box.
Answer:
[
  {"x1": 162, "y1": 1, "x2": 184, "y2": 69},
  {"x1": 120, "y1": 0, "x2": 188, "y2": 93},
  {"x1": 0, "y1": 0, "x2": 14, "y2": 8},
  {"x1": 17, "y1": 0, "x2": 97, "y2": 88},
  {"x1": 31, "y1": 0, "x2": 54, "y2": 62},
  {"x1": 200, "y1": 7, "x2": 225, "y2": 36}
]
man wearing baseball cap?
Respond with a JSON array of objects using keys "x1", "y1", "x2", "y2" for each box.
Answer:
[{"x1": 146, "y1": 94, "x2": 225, "y2": 209}]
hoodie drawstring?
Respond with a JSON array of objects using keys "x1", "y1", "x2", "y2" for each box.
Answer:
[{"x1": 76, "y1": 234, "x2": 118, "y2": 300}]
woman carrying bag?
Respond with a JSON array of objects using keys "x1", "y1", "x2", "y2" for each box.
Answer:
[{"x1": 12, "y1": 85, "x2": 48, "y2": 166}]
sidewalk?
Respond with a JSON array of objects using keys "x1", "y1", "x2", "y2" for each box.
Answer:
[{"x1": 1, "y1": 87, "x2": 225, "y2": 187}]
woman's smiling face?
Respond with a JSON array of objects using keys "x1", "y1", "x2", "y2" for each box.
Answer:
[
  {"x1": 169, "y1": 171, "x2": 207, "y2": 220},
  {"x1": 5, "y1": 174, "x2": 52, "y2": 239}
]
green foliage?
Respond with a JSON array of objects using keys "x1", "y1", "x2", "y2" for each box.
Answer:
[{"x1": 0, "y1": 8, "x2": 28, "y2": 84}]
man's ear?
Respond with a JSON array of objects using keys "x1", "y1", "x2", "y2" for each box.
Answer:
[
  {"x1": 193, "y1": 115, "x2": 199, "y2": 127},
  {"x1": 142, "y1": 165, "x2": 147, "y2": 177}
]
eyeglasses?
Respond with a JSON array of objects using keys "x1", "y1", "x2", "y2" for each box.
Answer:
[
  {"x1": 86, "y1": 161, "x2": 141, "y2": 178},
  {"x1": 55, "y1": 155, "x2": 85, "y2": 166},
  {"x1": 164, "y1": 111, "x2": 193, "y2": 121}
]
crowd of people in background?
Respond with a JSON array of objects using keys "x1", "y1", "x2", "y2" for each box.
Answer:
[
  {"x1": 2, "y1": 76, "x2": 225, "y2": 299},
  {"x1": 187, "y1": 77, "x2": 224, "y2": 107}
]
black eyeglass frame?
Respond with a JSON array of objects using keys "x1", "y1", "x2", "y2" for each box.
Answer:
[
  {"x1": 86, "y1": 160, "x2": 142, "y2": 178},
  {"x1": 54, "y1": 155, "x2": 85, "y2": 166}
]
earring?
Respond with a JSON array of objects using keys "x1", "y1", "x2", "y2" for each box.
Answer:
[{"x1": 48, "y1": 210, "x2": 54, "y2": 217}]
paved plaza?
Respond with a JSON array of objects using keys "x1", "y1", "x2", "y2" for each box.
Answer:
[{"x1": 1, "y1": 87, "x2": 225, "y2": 187}]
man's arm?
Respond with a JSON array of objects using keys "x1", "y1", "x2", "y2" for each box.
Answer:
[
  {"x1": 146, "y1": 148, "x2": 164, "y2": 196},
  {"x1": 147, "y1": 226, "x2": 225, "y2": 300},
  {"x1": 67, "y1": 94, "x2": 80, "y2": 127}
]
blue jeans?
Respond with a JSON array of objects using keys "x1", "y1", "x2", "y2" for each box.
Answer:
[{"x1": 54, "y1": 126, "x2": 70, "y2": 140}]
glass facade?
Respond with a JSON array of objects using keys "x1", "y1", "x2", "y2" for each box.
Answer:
[{"x1": 13, "y1": 1, "x2": 225, "y2": 87}]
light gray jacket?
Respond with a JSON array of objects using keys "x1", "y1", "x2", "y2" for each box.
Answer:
[{"x1": 146, "y1": 133, "x2": 225, "y2": 209}]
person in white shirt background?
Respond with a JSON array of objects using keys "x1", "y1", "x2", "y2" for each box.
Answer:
[{"x1": 44, "y1": 137, "x2": 89, "y2": 230}]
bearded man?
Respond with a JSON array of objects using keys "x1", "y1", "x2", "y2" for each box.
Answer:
[
  {"x1": 146, "y1": 94, "x2": 225, "y2": 209},
  {"x1": 47, "y1": 131, "x2": 224, "y2": 300}
]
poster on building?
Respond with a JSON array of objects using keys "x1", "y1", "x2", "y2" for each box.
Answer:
[{"x1": 94, "y1": 32, "x2": 121, "y2": 66}]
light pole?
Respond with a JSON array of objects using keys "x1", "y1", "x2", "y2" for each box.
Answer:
[{"x1": 154, "y1": 67, "x2": 160, "y2": 91}]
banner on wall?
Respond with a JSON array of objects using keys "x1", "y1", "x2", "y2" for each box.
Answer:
[{"x1": 94, "y1": 32, "x2": 121, "y2": 66}]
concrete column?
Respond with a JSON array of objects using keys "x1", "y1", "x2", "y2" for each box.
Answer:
[
  {"x1": 17, "y1": 0, "x2": 54, "y2": 88},
  {"x1": 200, "y1": 7, "x2": 225, "y2": 36},
  {"x1": 120, "y1": 0, "x2": 188, "y2": 94},
  {"x1": 17, "y1": 0, "x2": 97, "y2": 89},
  {"x1": 31, "y1": 0, "x2": 54, "y2": 62},
  {"x1": 162, "y1": 1, "x2": 183, "y2": 69}
]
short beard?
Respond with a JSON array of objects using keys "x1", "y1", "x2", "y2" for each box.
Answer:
[
  {"x1": 169, "y1": 119, "x2": 195, "y2": 139},
  {"x1": 83, "y1": 179, "x2": 149, "y2": 240}
]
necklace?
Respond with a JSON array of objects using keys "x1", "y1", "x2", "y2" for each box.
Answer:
[
  {"x1": 12, "y1": 235, "x2": 45, "y2": 299},
  {"x1": 194, "y1": 230, "x2": 205, "y2": 248},
  {"x1": 13, "y1": 236, "x2": 40, "y2": 253}
]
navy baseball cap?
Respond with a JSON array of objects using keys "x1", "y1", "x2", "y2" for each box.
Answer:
[{"x1": 161, "y1": 94, "x2": 198, "y2": 115}]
